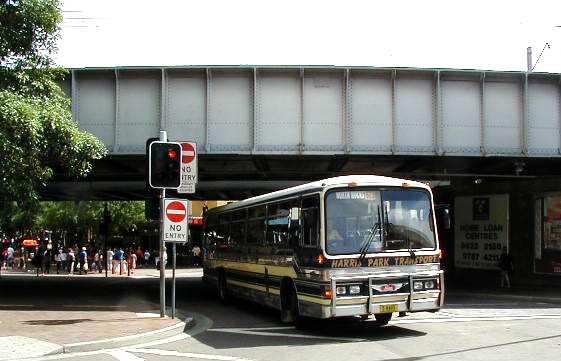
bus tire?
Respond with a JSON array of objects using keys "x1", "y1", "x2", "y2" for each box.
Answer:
[
  {"x1": 375, "y1": 313, "x2": 392, "y2": 325},
  {"x1": 218, "y1": 271, "x2": 229, "y2": 304}
]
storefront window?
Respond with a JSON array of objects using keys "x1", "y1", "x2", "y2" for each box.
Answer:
[{"x1": 535, "y1": 196, "x2": 561, "y2": 274}]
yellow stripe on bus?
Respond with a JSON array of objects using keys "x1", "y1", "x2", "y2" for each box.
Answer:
[{"x1": 209, "y1": 259, "x2": 297, "y2": 278}]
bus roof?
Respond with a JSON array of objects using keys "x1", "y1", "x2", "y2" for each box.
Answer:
[{"x1": 206, "y1": 175, "x2": 431, "y2": 215}]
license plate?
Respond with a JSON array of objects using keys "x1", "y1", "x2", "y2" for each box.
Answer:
[{"x1": 379, "y1": 304, "x2": 398, "y2": 313}]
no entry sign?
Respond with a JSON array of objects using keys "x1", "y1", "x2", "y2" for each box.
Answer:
[
  {"x1": 163, "y1": 199, "x2": 189, "y2": 243},
  {"x1": 178, "y1": 142, "x2": 198, "y2": 194},
  {"x1": 166, "y1": 201, "x2": 187, "y2": 223}
]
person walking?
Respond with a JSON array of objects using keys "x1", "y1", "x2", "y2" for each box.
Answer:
[
  {"x1": 55, "y1": 249, "x2": 62, "y2": 274},
  {"x1": 129, "y1": 252, "x2": 138, "y2": 274},
  {"x1": 498, "y1": 249, "x2": 514, "y2": 288},
  {"x1": 192, "y1": 245, "x2": 201, "y2": 267},
  {"x1": 68, "y1": 248, "x2": 75, "y2": 274},
  {"x1": 106, "y1": 248, "x2": 114, "y2": 274},
  {"x1": 144, "y1": 249, "x2": 150, "y2": 267},
  {"x1": 114, "y1": 248, "x2": 124, "y2": 275},
  {"x1": 32, "y1": 246, "x2": 43, "y2": 276},
  {"x1": 42, "y1": 241, "x2": 52, "y2": 275},
  {"x1": 6, "y1": 245, "x2": 14, "y2": 269},
  {"x1": 78, "y1": 247, "x2": 88, "y2": 275},
  {"x1": 93, "y1": 250, "x2": 101, "y2": 273},
  {"x1": 60, "y1": 249, "x2": 67, "y2": 272}
]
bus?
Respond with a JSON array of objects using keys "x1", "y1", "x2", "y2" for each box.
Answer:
[{"x1": 202, "y1": 175, "x2": 443, "y2": 325}]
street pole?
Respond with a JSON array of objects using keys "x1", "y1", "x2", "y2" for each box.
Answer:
[
  {"x1": 159, "y1": 130, "x2": 167, "y2": 318},
  {"x1": 103, "y1": 203, "x2": 110, "y2": 278},
  {"x1": 527, "y1": 47, "x2": 532, "y2": 73},
  {"x1": 172, "y1": 242, "x2": 176, "y2": 319}
]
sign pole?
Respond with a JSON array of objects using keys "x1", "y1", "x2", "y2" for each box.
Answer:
[
  {"x1": 172, "y1": 242, "x2": 176, "y2": 319},
  {"x1": 158, "y1": 130, "x2": 167, "y2": 318}
]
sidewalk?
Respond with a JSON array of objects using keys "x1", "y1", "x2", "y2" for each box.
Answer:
[
  {"x1": 0, "y1": 266, "x2": 203, "y2": 278},
  {"x1": 0, "y1": 274, "x2": 195, "y2": 360},
  {"x1": 447, "y1": 285, "x2": 561, "y2": 304}
]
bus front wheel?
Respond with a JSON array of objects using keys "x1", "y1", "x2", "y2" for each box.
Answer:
[{"x1": 281, "y1": 283, "x2": 300, "y2": 326}]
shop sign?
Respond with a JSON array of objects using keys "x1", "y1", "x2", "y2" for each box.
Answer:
[{"x1": 454, "y1": 194, "x2": 509, "y2": 269}]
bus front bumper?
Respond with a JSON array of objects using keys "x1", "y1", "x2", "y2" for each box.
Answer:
[{"x1": 302, "y1": 271, "x2": 444, "y2": 319}]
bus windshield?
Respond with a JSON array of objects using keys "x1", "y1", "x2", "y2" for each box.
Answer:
[{"x1": 325, "y1": 188, "x2": 436, "y2": 255}]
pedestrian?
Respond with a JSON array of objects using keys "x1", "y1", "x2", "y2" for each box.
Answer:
[
  {"x1": 127, "y1": 249, "x2": 137, "y2": 275},
  {"x1": 144, "y1": 249, "x2": 150, "y2": 267},
  {"x1": 60, "y1": 249, "x2": 67, "y2": 272},
  {"x1": 78, "y1": 247, "x2": 88, "y2": 275},
  {"x1": 93, "y1": 250, "x2": 101, "y2": 273},
  {"x1": 6, "y1": 245, "x2": 14, "y2": 269},
  {"x1": 32, "y1": 246, "x2": 43, "y2": 276},
  {"x1": 68, "y1": 248, "x2": 75, "y2": 274},
  {"x1": 192, "y1": 245, "x2": 201, "y2": 267},
  {"x1": 42, "y1": 241, "x2": 52, "y2": 275},
  {"x1": 114, "y1": 248, "x2": 125, "y2": 274},
  {"x1": 135, "y1": 247, "x2": 143, "y2": 268},
  {"x1": 55, "y1": 249, "x2": 62, "y2": 274},
  {"x1": 106, "y1": 248, "x2": 114, "y2": 274},
  {"x1": 498, "y1": 248, "x2": 514, "y2": 288}
]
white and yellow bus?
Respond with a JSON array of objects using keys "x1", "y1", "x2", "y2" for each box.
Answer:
[{"x1": 202, "y1": 175, "x2": 444, "y2": 325}]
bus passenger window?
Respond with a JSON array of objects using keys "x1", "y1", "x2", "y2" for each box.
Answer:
[
  {"x1": 266, "y1": 201, "x2": 292, "y2": 250},
  {"x1": 247, "y1": 206, "x2": 266, "y2": 244},
  {"x1": 217, "y1": 214, "x2": 230, "y2": 251},
  {"x1": 229, "y1": 210, "x2": 247, "y2": 250}
]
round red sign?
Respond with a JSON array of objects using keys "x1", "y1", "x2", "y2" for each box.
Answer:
[
  {"x1": 166, "y1": 201, "x2": 187, "y2": 223},
  {"x1": 182, "y1": 143, "x2": 196, "y2": 164}
]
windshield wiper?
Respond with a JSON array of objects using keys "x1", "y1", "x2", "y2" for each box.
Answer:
[
  {"x1": 407, "y1": 235, "x2": 416, "y2": 259},
  {"x1": 358, "y1": 205, "x2": 382, "y2": 263}
]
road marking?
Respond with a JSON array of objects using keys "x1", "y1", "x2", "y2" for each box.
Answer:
[
  {"x1": 133, "y1": 348, "x2": 252, "y2": 361},
  {"x1": 208, "y1": 328, "x2": 365, "y2": 342},
  {"x1": 391, "y1": 314, "x2": 561, "y2": 325},
  {"x1": 107, "y1": 350, "x2": 145, "y2": 361}
]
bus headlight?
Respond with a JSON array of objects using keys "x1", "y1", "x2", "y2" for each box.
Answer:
[
  {"x1": 336, "y1": 286, "x2": 347, "y2": 295},
  {"x1": 424, "y1": 280, "x2": 435, "y2": 289},
  {"x1": 413, "y1": 281, "x2": 424, "y2": 291},
  {"x1": 349, "y1": 285, "x2": 361, "y2": 295}
]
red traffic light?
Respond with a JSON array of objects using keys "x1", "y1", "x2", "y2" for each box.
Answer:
[{"x1": 167, "y1": 149, "x2": 178, "y2": 159}]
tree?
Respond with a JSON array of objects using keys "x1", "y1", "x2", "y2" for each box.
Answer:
[{"x1": 0, "y1": 0, "x2": 107, "y2": 232}]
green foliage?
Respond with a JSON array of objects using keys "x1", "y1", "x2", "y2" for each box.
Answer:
[
  {"x1": 33, "y1": 201, "x2": 149, "y2": 243},
  {"x1": 0, "y1": 0, "x2": 62, "y2": 68},
  {"x1": 0, "y1": 0, "x2": 108, "y2": 233}
]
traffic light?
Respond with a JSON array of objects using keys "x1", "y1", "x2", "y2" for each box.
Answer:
[{"x1": 149, "y1": 141, "x2": 182, "y2": 188}]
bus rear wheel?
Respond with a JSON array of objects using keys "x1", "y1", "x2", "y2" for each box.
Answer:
[{"x1": 375, "y1": 313, "x2": 392, "y2": 325}]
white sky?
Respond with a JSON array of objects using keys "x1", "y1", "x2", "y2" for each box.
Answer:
[{"x1": 57, "y1": 0, "x2": 561, "y2": 73}]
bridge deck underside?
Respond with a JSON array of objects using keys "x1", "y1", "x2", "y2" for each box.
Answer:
[{"x1": 45, "y1": 155, "x2": 561, "y2": 200}]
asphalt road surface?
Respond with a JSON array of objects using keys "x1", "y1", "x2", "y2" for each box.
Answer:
[{"x1": 6, "y1": 272, "x2": 561, "y2": 361}]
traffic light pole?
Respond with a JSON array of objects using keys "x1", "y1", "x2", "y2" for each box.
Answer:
[{"x1": 159, "y1": 130, "x2": 167, "y2": 318}]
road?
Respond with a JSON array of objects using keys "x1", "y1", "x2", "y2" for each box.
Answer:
[{"x1": 5, "y1": 272, "x2": 561, "y2": 361}]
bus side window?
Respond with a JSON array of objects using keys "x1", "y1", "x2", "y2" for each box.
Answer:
[
  {"x1": 301, "y1": 195, "x2": 319, "y2": 247},
  {"x1": 267, "y1": 199, "x2": 298, "y2": 253},
  {"x1": 229, "y1": 209, "x2": 247, "y2": 252},
  {"x1": 247, "y1": 205, "x2": 266, "y2": 245},
  {"x1": 205, "y1": 215, "x2": 218, "y2": 255},
  {"x1": 217, "y1": 214, "x2": 230, "y2": 252}
]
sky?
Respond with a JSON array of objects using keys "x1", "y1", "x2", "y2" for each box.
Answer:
[{"x1": 57, "y1": 0, "x2": 561, "y2": 73}]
